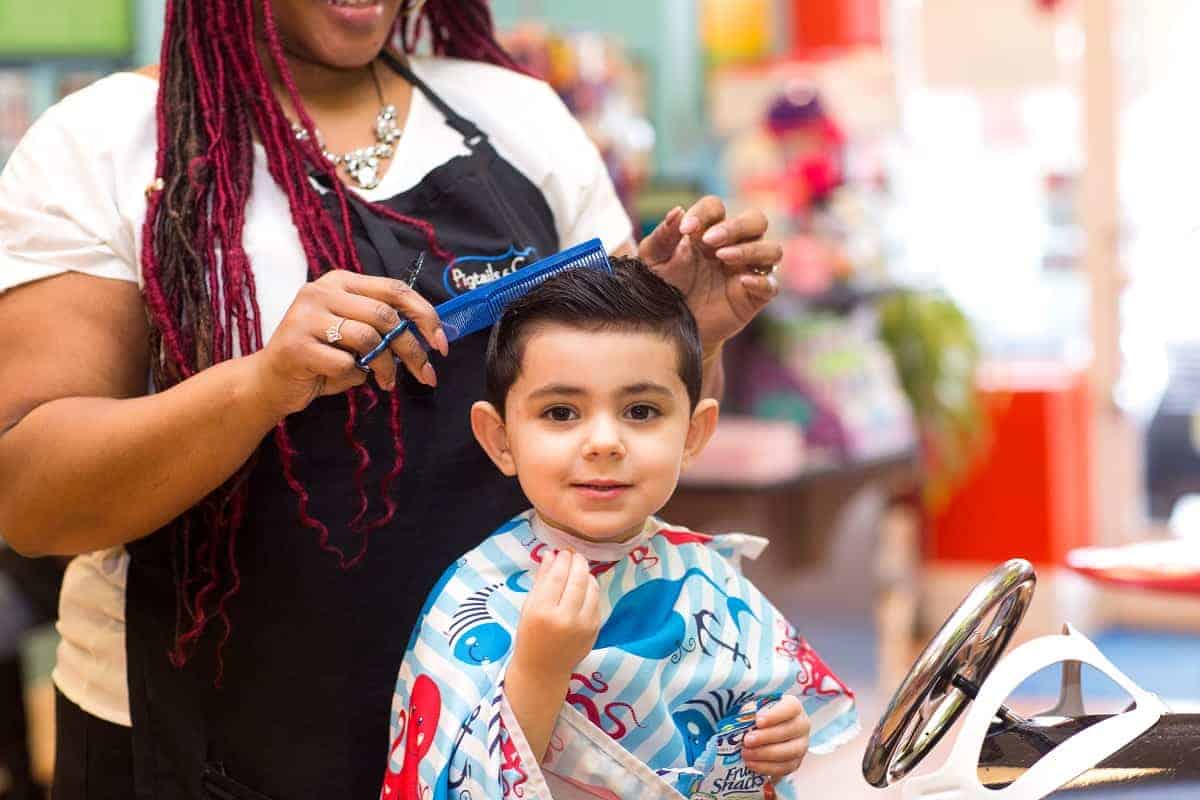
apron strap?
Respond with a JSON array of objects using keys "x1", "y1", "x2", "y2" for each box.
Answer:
[
  {"x1": 310, "y1": 169, "x2": 413, "y2": 274},
  {"x1": 378, "y1": 50, "x2": 488, "y2": 149}
]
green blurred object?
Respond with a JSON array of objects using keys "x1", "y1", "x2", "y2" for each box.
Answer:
[
  {"x1": 0, "y1": 0, "x2": 133, "y2": 57},
  {"x1": 635, "y1": 180, "x2": 703, "y2": 237},
  {"x1": 876, "y1": 290, "x2": 986, "y2": 508}
]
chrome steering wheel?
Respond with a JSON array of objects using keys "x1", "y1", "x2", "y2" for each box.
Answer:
[{"x1": 862, "y1": 559, "x2": 1037, "y2": 788}]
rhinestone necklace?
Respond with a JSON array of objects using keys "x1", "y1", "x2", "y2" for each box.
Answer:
[{"x1": 291, "y1": 61, "x2": 401, "y2": 191}]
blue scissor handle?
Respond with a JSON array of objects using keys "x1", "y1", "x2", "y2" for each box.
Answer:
[{"x1": 356, "y1": 319, "x2": 408, "y2": 369}]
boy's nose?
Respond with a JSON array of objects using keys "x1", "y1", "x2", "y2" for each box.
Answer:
[{"x1": 582, "y1": 419, "x2": 626, "y2": 459}]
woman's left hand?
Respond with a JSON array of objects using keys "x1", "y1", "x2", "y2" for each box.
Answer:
[
  {"x1": 741, "y1": 694, "x2": 811, "y2": 779},
  {"x1": 635, "y1": 196, "x2": 781, "y2": 355}
]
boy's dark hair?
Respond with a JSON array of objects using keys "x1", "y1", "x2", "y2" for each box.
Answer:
[{"x1": 485, "y1": 256, "x2": 703, "y2": 414}]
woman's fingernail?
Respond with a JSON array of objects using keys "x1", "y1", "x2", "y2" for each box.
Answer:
[
  {"x1": 680, "y1": 215, "x2": 699, "y2": 234},
  {"x1": 703, "y1": 225, "x2": 727, "y2": 246},
  {"x1": 435, "y1": 327, "x2": 449, "y2": 355},
  {"x1": 717, "y1": 246, "x2": 742, "y2": 260},
  {"x1": 421, "y1": 362, "x2": 437, "y2": 387}
]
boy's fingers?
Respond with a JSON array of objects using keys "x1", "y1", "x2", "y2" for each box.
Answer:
[
  {"x1": 526, "y1": 556, "x2": 549, "y2": 603},
  {"x1": 580, "y1": 573, "x2": 601, "y2": 625},
  {"x1": 755, "y1": 695, "x2": 807, "y2": 731},
  {"x1": 536, "y1": 550, "x2": 571, "y2": 604},
  {"x1": 744, "y1": 717, "x2": 808, "y2": 749},
  {"x1": 742, "y1": 737, "x2": 807, "y2": 765},
  {"x1": 559, "y1": 552, "x2": 591, "y2": 612}
]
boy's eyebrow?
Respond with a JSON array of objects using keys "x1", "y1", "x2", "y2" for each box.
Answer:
[
  {"x1": 528, "y1": 383, "x2": 587, "y2": 399},
  {"x1": 619, "y1": 382, "x2": 674, "y2": 397},
  {"x1": 526, "y1": 382, "x2": 676, "y2": 399}
]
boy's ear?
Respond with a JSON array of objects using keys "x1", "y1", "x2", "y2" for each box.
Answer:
[
  {"x1": 682, "y1": 398, "x2": 719, "y2": 468},
  {"x1": 470, "y1": 400, "x2": 517, "y2": 477}
]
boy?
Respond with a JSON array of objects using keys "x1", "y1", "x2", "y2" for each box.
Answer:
[{"x1": 380, "y1": 258, "x2": 858, "y2": 800}]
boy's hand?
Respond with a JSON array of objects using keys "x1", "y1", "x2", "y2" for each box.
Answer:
[
  {"x1": 512, "y1": 549, "x2": 602, "y2": 682},
  {"x1": 742, "y1": 695, "x2": 811, "y2": 779}
]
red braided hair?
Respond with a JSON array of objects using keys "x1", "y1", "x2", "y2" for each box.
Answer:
[{"x1": 140, "y1": 0, "x2": 518, "y2": 676}]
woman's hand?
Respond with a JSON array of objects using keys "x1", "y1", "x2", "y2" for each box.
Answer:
[
  {"x1": 742, "y1": 694, "x2": 811, "y2": 779},
  {"x1": 512, "y1": 550, "x2": 603, "y2": 682},
  {"x1": 251, "y1": 270, "x2": 450, "y2": 418},
  {"x1": 637, "y1": 197, "x2": 782, "y2": 355}
]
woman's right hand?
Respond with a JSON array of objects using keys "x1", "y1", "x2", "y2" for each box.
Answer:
[{"x1": 251, "y1": 270, "x2": 450, "y2": 418}]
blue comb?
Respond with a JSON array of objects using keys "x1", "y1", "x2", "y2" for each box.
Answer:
[{"x1": 357, "y1": 238, "x2": 612, "y2": 368}]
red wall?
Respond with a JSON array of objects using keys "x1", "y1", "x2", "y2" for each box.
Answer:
[
  {"x1": 791, "y1": 0, "x2": 882, "y2": 56},
  {"x1": 928, "y1": 365, "x2": 1093, "y2": 566}
]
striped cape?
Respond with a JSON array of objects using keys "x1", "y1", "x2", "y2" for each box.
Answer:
[{"x1": 380, "y1": 511, "x2": 858, "y2": 800}]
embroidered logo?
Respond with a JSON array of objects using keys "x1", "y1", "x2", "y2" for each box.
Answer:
[{"x1": 442, "y1": 245, "x2": 537, "y2": 296}]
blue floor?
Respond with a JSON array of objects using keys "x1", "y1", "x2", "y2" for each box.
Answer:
[
  {"x1": 799, "y1": 621, "x2": 1200, "y2": 704},
  {"x1": 1008, "y1": 627, "x2": 1200, "y2": 702}
]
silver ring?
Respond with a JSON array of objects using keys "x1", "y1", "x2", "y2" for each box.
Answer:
[{"x1": 325, "y1": 317, "x2": 347, "y2": 345}]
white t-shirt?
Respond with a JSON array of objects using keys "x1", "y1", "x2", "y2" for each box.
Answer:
[{"x1": 0, "y1": 56, "x2": 632, "y2": 726}]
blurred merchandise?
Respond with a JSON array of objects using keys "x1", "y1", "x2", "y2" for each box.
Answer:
[
  {"x1": 0, "y1": 548, "x2": 65, "y2": 799},
  {"x1": 55, "y1": 70, "x2": 105, "y2": 100},
  {"x1": 0, "y1": 67, "x2": 116, "y2": 171},
  {"x1": 708, "y1": 46, "x2": 928, "y2": 482},
  {"x1": 1041, "y1": 169, "x2": 1084, "y2": 272},
  {"x1": 713, "y1": 54, "x2": 898, "y2": 302},
  {"x1": 1167, "y1": 494, "x2": 1200, "y2": 540},
  {"x1": 0, "y1": 73, "x2": 33, "y2": 168},
  {"x1": 1143, "y1": 342, "x2": 1200, "y2": 520},
  {"x1": 502, "y1": 24, "x2": 654, "y2": 228},
  {"x1": 700, "y1": 0, "x2": 773, "y2": 67},
  {"x1": 729, "y1": 303, "x2": 917, "y2": 464}
]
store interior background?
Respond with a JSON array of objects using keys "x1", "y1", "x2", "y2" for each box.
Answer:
[{"x1": 3, "y1": 0, "x2": 1200, "y2": 796}]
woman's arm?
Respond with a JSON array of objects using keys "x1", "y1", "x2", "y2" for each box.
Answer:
[
  {"x1": 0, "y1": 268, "x2": 447, "y2": 557},
  {"x1": 0, "y1": 272, "x2": 281, "y2": 556}
]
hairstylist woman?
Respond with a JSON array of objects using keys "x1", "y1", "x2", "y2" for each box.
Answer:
[{"x1": 0, "y1": 1, "x2": 782, "y2": 797}]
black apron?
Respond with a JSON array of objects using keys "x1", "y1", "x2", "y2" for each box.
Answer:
[{"x1": 125, "y1": 56, "x2": 561, "y2": 800}]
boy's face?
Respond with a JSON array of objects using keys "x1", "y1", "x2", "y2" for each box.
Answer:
[{"x1": 471, "y1": 324, "x2": 718, "y2": 544}]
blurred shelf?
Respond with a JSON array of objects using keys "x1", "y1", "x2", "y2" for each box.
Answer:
[
  {"x1": 678, "y1": 445, "x2": 920, "y2": 494},
  {"x1": 791, "y1": 281, "x2": 906, "y2": 313},
  {"x1": 755, "y1": 282, "x2": 912, "y2": 324},
  {"x1": 665, "y1": 445, "x2": 922, "y2": 566}
]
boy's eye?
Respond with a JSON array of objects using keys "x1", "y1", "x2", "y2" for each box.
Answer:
[
  {"x1": 543, "y1": 405, "x2": 578, "y2": 422},
  {"x1": 625, "y1": 403, "x2": 661, "y2": 421}
]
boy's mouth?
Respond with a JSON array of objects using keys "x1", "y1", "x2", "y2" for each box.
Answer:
[{"x1": 571, "y1": 480, "x2": 633, "y2": 498}]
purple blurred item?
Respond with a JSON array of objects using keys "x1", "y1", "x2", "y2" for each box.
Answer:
[
  {"x1": 765, "y1": 83, "x2": 827, "y2": 136},
  {"x1": 726, "y1": 333, "x2": 851, "y2": 457}
]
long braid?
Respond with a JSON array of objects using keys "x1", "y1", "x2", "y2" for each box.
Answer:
[{"x1": 142, "y1": 0, "x2": 519, "y2": 670}]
